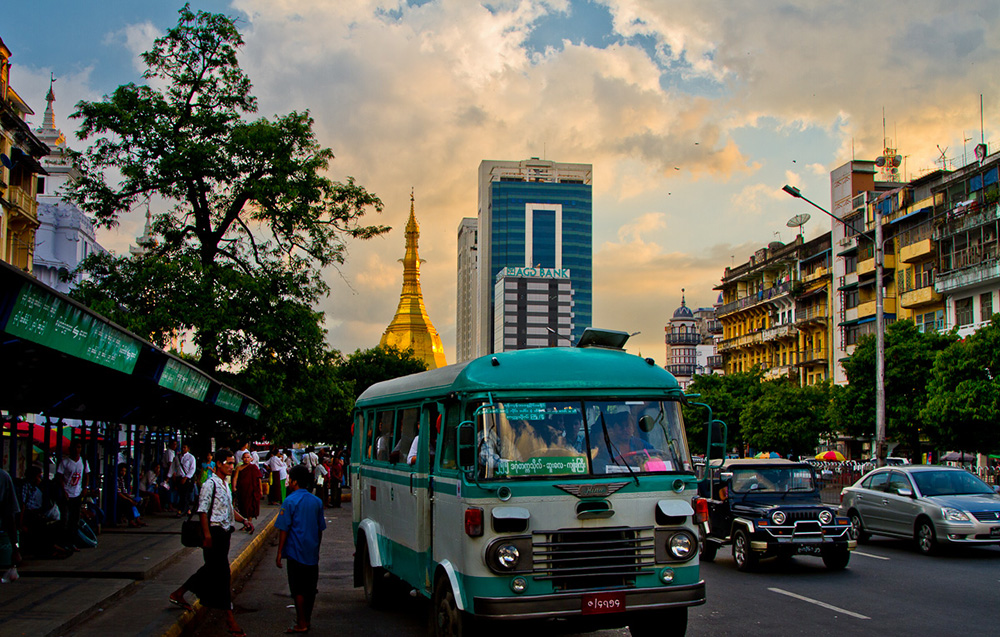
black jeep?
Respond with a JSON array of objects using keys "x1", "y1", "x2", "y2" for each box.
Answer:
[{"x1": 699, "y1": 459, "x2": 855, "y2": 571}]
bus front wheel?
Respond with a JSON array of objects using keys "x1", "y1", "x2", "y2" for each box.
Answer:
[
  {"x1": 432, "y1": 575, "x2": 467, "y2": 637},
  {"x1": 628, "y1": 607, "x2": 688, "y2": 637},
  {"x1": 358, "y1": 537, "x2": 387, "y2": 608}
]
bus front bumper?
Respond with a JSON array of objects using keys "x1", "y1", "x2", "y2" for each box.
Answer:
[{"x1": 473, "y1": 581, "x2": 706, "y2": 620}]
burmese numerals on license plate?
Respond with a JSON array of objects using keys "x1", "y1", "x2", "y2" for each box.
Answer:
[{"x1": 582, "y1": 591, "x2": 626, "y2": 615}]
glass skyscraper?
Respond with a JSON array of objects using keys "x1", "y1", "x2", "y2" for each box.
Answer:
[{"x1": 468, "y1": 159, "x2": 593, "y2": 357}]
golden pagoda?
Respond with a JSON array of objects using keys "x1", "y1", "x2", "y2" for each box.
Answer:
[{"x1": 379, "y1": 192, "x2": 448, "y2": 369}]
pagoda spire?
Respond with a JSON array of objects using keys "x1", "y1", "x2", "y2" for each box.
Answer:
[
  {"x1": 379, "y1": 191, "x2": 447, "y2": 369},
  {"x1": 42, "y1": 73, "x2": 56, "y2": 131}
]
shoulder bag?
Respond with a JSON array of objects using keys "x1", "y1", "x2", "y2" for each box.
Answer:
[{"x1": 180, "y1": 481, "x2": 216, "y2": 547}]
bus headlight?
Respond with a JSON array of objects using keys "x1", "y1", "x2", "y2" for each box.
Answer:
[
  {"x1": 668, "y1": 532, "x2": 694, "y2": 559},
  {"x1": 771, "y1": 510, "x2": 786, "y2": 525},
  {"x1": 818, "y1": 510, "x2": 834, "y2": 525},
  {"x1": 496, "y1": 544, "x2": 520, "y2": 570}
]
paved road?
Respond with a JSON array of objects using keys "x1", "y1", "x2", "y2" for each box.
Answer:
[{"x1": 194, "y1": 503, "x2": 1000, "y2": 636}]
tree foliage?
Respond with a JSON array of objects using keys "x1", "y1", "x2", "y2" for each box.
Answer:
[
  {"x1": 921, "y1": 316, "x2": 1000, "y2": 454},
  {"x1": 337, "y1": 345, "x2": 429, "y2": 401},
  {"x1": 741, "y1": 379, "x2": 832, "y2": 458},
  {"x1": 67, "y1": 4, "x2": 388, "y2": 374},
  {"x1": 683, "y1": 369, "x2": 764, "y2": 455},
  {"x1": 832, "y1": 320, "x2": 955, "y2": 459}
]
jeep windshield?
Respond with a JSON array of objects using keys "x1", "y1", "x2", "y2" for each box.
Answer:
[
  {"x1": 730, "y1": 466, "x2": 816, "y2": 493},
  {"x1": 474, "y1": 399, "x2": 692, "y2": 479}
]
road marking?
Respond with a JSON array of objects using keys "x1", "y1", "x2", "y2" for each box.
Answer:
[
  {"x1": 768, "y1": 588, "x2": 871, "y2": 620},
  {"x1": 852, "y1": 551, "x2": 890, "y2": 560}
]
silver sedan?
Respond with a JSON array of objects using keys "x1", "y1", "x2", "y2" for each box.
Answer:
[{"x1": 839, "y1": 465, "x2": 1000, "y2": 555}]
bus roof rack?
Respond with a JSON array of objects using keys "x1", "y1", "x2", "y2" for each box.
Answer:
[{"x1": 575, "y1": 327, "x2": 631, "y2": 350}]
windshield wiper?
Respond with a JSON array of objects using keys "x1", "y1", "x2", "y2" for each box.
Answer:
[{"x1": 599, "y1": 411, "x2": 638, "y2": 486}]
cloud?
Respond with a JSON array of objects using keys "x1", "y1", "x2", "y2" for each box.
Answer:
[{"x1": 105, "y1": 21, "x2": 161, "y2": 74}]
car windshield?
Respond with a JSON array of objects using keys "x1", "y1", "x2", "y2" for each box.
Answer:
[
  {"x1": 730, "y1": 467, "x2": 816, "y2": 493},
  {"x1": 474, "y1": 399, "x2": 692, "y2": 479},
  {"x1": 911, "y1": 470, "x2": 994, "y2": 496}
]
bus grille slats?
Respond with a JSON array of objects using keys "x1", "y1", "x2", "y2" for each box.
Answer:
[{"x1": 531, "y1": 527, "x2": 655, "y2": 590}]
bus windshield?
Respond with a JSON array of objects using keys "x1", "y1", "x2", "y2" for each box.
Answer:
[{"x1": 475, "y1": 399, "x2": 692, "y2": 479}]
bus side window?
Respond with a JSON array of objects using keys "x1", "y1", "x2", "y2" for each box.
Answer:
[
  {"x1": 393, "y1": 407, "x2": 419, "y2": 466},
  {"x1": 364, "y1": 411, "x2": 377, "y2": 460},
  {"x1": 375, "y1": 410, "x2": 395, "y2": 462},
  {"x1": 420, "y1": 403, "x2": 441, "y2": 469},
  {"x1": 439, "y1": 404, "x2": 460, "y2": 471}
]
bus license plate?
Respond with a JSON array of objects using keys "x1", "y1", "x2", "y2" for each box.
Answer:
[
  {"x1": 582, "y1": 591, "x2": 626, "y2": 615},
  {"x1": 990, "y1": 526, "x2": 1000, "y2": 538}
]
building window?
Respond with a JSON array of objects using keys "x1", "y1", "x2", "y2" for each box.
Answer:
[
  {"x1": 981, "y1": 292, "x2": 994, "y2": 323},
  {"x1": 844, "y1": 255, "x2": 857, "y2": 274},
  {"x1": 844, "y1": 288, "x2": 859, "y2": 309},
  {"x1": 955, "y1": 297, "x2": 974, "y2": 327}
]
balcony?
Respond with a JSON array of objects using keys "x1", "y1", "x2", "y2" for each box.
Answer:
[
  {"x1": 665, "y1": 331, "x2": 702, "y2": 346},
  {"x1": 761, "y1": 323, "x2": 798, "y2": 341},
  {"x1": 802, "y1": 266, "x2": 829, "y2": 283},
  {"x1": 706, "y1": 355, "x2": 723, "y2": 369},
  {"x1": 899, "y1": 238, "x2": 935, "y2": 264},
  {"x1": 717, "y1": 331, "x2": 762, "y2": 352},
  {"x1": 899, "y1": 286, "x2": 942, "y2": 309},
  {"x1": 935, "y1": 259, "x2": 1000, "y2": 294},
  {"x1": 706, "y1": 319, "x2": 723, "y2": 334},
  {"x1": 857, "y1": 252, "x2": 895, "y2": 277},
  {"x1": 717, "y1": 280, "x2": 793, "y2": 317},
  {"x1": 795, "y1": 304, "x2": 828, "y2": 324},
  {"x1": 763, "y1": 365, "x2": 796, "y2": 380},
  {"x1": 858, "y1": 296, "x2": 897, "y2": 318},
  {"x1": 797, "y1": 348, "x2": 827, "y2": 366},
  {"x1": 666, "y1": 364, "x2": 698, "y2": 377},
  {"x1": 5, "y1": 184, "x2": 39, "y2": 221}
]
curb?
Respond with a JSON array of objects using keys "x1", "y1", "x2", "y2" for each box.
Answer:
[{"x1": 160, "y1": 515, "x2": 277, "y2": 637}]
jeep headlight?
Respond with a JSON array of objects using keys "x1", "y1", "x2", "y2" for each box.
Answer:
[
  {"x1": 818, "y1": 510, "x2": 834, "y2": 525},
  {"x1": 771, "y1": 510, "x2": 786, "y2": 525},
  {"x1": 942, "y1": 507, "x2": 970, "y2": 522},
  {"x1": 496, "y1": 544, "x2": 520, "y2": 570},
  {"x1": 668, "y1": 533, "x2": 694, "y2": 559}
]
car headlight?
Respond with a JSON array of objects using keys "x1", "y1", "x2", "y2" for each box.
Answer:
[
  {"x1": 669, "y1": 533, "x2": 694, "y2": 559},
  {"x1": 771, "y1": 510, "x2": 786, "y2": 525},
  {"x1": 495, "y1": 544, "x2": 520, "y2": 570},
  {"x1": 942, "y1": 507, "x2": 971, "y2": 522},
  {"x1": 818, "y1": 510, "x2": 834, "y2": 525}
]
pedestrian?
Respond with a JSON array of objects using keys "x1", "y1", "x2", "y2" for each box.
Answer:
[
  {"x1": 233, "y1": 451, "x2": 261, "y2": 529},
  {"x1": 314, "y1": 453, "x2": 329, "y2": 503},
  {"x1": 267, "y1": 446, "x2": 286, "y2": 504},
  {"x1": 171, "y1": 442, "x2": 197, "y2": 517},
  {"x1": 301, "y1": 446, "x2": 318, "y2": 474},
  {"x1": 161, "y1": 440, "x2": 178, "y2": 512},
  {"x1": 275, "y1": 465, "x2": 326, "y2": 634},
  {"x1": 57, "y1": 439, "x2": 90, "y2": 550},
  {"x1": 0, "y1": 466, "x2": 21, "y2": 576},
  {"x1": 139, "y1": 462, "x2": 162, "y2": 513},
  {"x1": 169, "y1": 448, "x2": 253, "y2": 636},
  {"x1": 329, "y1": 452, "x2": 344, "y2": 508}
]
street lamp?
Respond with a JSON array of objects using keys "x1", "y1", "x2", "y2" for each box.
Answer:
[{"x1": 782, "y1": 185, "x2": 887, "y2": 468}]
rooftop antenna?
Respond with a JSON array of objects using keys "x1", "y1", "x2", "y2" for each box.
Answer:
[
  {"x1": 787, "y1": 212, "x2": 810, "y2": 240},
  {"x1": 974, "y1": 95, "x2": 989, "y2": 164},
  {"x1": 936, "y1": 145, "x2": 951, "y2": 171}
]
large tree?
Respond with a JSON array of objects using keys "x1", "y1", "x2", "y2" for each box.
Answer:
[
  {"x1": 921, "y1": 316, "x2": 1000, "y2": 455},
  {"x1": 68, "y1": 5, "x2": 388, "y2": 375},
  {"x1": 741, "y1": 378, "x2": 832, "y2": 458},
  {"x1": 832, "y1": 320, "x2": 955, "y2": 460},
  {"x1": 683, "y1": 369, "x2": 764, "y2": 455},
  {"x1": 337, "y1": 345, "x2": 429, "y2": 401}
]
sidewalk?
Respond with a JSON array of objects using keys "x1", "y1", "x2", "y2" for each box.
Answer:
[{"x1": 0, "y1": 503, "x2": 280, "y2": 637}]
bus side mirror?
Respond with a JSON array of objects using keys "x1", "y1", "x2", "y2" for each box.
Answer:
[{"x1": 458, "y1": 423, "x2": 475, "y2": 469}]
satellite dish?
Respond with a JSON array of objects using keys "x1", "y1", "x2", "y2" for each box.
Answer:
[
  {"x1": 768, "y1": 241, "x2": 784, "y2": 251},
  {"x1": 975, "y1": 143, "x2": 988, "y2": 162},
  {"x1": 875, "y1": 156, "x2": 886, "y2": 167},
  {"x1": 787, "y1": 213, "x2": 811, "y2": 228},
  {"x1": 892, "y1": 155, "x2": 902, "y2": 167},
  {"x1": 0, "y1": 154, "x2": 11, "y2": 170}
]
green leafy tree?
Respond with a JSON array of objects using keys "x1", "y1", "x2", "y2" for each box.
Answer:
[
  {"x1": 921, "y1": 316, "x2": 1000, "y2": 454},
  {"x1": 683, "y1": 369, "x2": 764, "y2": 455},
  {"x1": 741, "y1": 378, "x2": 832, "y2": 458},
  {"x1": 337, "y1": 345, "x2": 429, "y2": 401},
  {"x1": 67, "y1": 5, "x2": 388, "y2": 375},
  {"x1": 833, "y1": 320, "x2": 955, "y2": 460}
]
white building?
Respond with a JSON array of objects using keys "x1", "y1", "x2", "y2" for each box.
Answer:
[
  {"x1": 493, "y1": 266, "x2": 574, "y2": 352},
  {"x1": 32, "y1": 81, "x2": 104, "y2": 293},
  {"x1": 455, "y1": 217, "x2": 478, "y2": 362}
]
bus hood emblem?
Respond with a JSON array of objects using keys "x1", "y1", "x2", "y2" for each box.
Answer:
[{"x1": 556, "y1": 482, "x2": 629, "y2": 498}]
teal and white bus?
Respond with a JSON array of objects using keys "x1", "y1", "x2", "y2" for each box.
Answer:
[{"x1": 351, "y1": 330, "x2": 708, "y2": 636}]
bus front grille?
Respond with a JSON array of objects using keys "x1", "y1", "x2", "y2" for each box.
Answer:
[{"x1": 531, "y1": 526, "x2": 656, "y2": 590}]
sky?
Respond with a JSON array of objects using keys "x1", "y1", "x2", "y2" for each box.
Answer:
[{"x1": 6, "y1": 0, "x2": 1000, "y2": 365}]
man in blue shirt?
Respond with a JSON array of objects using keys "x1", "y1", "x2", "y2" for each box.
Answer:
[{"x1": 276, "y1": 464, "x2": 326, "y2": 633}]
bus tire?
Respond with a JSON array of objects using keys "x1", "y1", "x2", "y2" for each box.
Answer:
[
  {"x1": 629, "y1": 607, "x2": 687, "y2": 637},
  {"x1": 358, "y1": 536, "x2": 387, "y2": 608},
  {"x1": 432, "y1": 574, "x2": 467, "y2": 637},
  {"x1": 700, "y1": 539, "x2": 717, "y2": 562}
]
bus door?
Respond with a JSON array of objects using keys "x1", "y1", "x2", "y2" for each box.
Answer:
[{"x1": 415, "y1": 402, "x2": 441, "y2": 592}]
